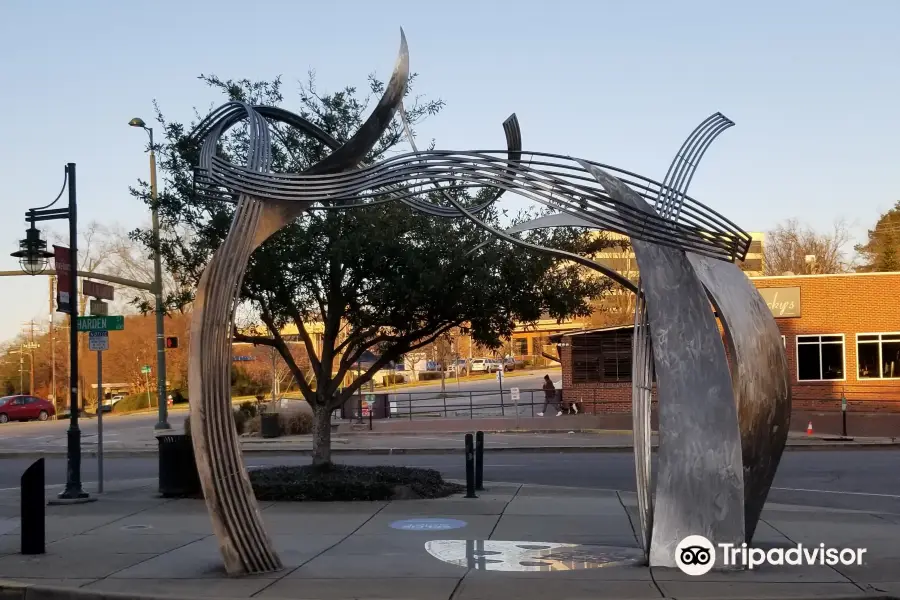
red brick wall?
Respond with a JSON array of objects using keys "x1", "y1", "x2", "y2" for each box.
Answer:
[
  {"x1": 754, "y1": 273, "x2": 900, "y2": 404},
  {"x1": 559, "y1": 272, "x2": 900, "y2": 413}
]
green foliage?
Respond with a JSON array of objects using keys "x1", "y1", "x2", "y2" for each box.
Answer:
[
  {"x1": 231, "y1": 366, "x2": 266, "y2": 397},
  {"x1": 131, "y1": 70, "x2": 614, "y2": 464},
  {"x1": 855, "y1": 201, "x2": 900, "y2": 272},
  {"x1": 112, "y1": 394, "x2": 152, "y2": 413},
  {"x1": 248, "y1": 464, "x2": 464, "y2": 502}
]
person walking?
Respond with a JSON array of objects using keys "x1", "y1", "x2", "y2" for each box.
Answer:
[{"x1": 537, "y1": 375, "x2": 562, "y2": 417}]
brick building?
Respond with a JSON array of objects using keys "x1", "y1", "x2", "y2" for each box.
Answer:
[{"x1": 552, "y1": 271, "x2": 900, "y2": 413}]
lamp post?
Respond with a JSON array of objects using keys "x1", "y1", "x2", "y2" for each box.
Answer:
[
  {"x1": 128, "y1": 118, "x2": 169, "y2": 430},
  {"x1": 11, "y1": 163, "x2": 91, "y2": 502}
]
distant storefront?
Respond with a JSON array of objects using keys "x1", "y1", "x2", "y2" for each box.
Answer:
[{"x1": 552, "y1": 272, "x2": 900, "y2": 412}]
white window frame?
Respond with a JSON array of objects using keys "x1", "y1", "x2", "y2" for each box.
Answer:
[
  {"x1": 856, "y1": 332, "x2": 900, "y2": 380},
  {"x1": 796, "y1": 334, "x2": 846, "y2": 382},
  {"x1": 781, "y1": 335, "x2": 786, "y2": 348}
]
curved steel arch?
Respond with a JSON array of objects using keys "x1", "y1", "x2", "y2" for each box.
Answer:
[{"x1": 184, "y1": 29, "x2": 788, "y2": 575}]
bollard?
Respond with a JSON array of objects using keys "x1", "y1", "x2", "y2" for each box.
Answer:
[
  {"x1": 21, "y1": 458, "x2": 45, "y2": 555},
  {"x1": 475, "y1": 431, "x2": 484, "y2": 491},
  {"x1": 465, "y1": 433, "x2": 477, "y2": 498},
  {"x1": 841, "y1": 392, "x2": 848, "y2": 437}
]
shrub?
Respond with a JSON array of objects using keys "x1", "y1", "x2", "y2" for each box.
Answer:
[
  {"x1": 382, "y1": 374, "x2": 405, "y2": 385},
  {"x1": 278, "y1": 409, "x2": 313, "y2": 435},
  {"x1": 184, "y1": 408, "x2": 248, "y2": 437},
  {"x1": 244, "y1": 407, "x2": 313, "y2": 436},
  {"x1": 113, "y1": 394, "x2": 152, "y2": 413},
  {"x1": 418, "y1": 372, "x2": 443, "y2": 381},
  {"x1": 249, "y1": 464, "x2": 465, "y2": 502}
]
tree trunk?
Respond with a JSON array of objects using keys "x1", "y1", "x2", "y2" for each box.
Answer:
[{"x1": 311, "y1": 403, "x2": 333, "y2": 466}]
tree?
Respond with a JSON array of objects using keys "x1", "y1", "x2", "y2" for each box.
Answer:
[
  {"x1": 855, "y1": 201, "x2": 900, "y2": 272},
  {"x1": 132, "y1": 73, "x2": 613, "y2": 465},
  {"x1": 763, "y1": 218, "x2": 852, "y2": 275}
]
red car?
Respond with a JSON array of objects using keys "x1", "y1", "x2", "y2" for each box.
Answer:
[{"x1": 0, "y1": 395, "x2": 55, "y2": 423}]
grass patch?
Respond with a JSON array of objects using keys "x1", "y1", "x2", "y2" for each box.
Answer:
[{"x1": 249, "y1": 464, "x2": 465, "y2": 502}]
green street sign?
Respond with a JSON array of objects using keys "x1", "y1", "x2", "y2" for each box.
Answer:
[
  {"x1": 77, "y1": 315, "x2": 124, "y2": 332},
  {"x1": 141, "y1": 365, "x2": 151, "y2": 374}
]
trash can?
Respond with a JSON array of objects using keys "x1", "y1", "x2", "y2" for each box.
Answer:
[
  {"x1": 260, "y1": 413, "x2": 280, "y2": 438},
  {"x1": 158, "y1": 434, "x2": 201, "y2": 498}
]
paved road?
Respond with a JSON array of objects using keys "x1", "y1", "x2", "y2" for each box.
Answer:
[
  {"x1": 0, "y1": 410, "x2": 189, "y2": 453},
  {"x1": 0, "y1": 369, "x2": 561, "y2": 448},
  {"x1": 2, "y1": 450, "x2": 898, "y2": 513}
]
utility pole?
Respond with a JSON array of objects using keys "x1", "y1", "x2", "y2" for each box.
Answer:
[
  {"x1": 25, "y1": 320, "x2": 36, "y2": 395},
  {"x1": 49, "y1": 276, "x2": 56, "y2": 406}
]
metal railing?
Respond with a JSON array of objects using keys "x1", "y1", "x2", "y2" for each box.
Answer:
[
  {"x1": 346, "y1": 388, "x2": 591, "y2": 420},
  {"x1": 339, "y1": 382, "x2": 900, "y2": 422}
]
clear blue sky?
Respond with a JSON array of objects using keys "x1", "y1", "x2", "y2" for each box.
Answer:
[{"x1": 1, "y1": 0, "x2": 898, "y2": 342}]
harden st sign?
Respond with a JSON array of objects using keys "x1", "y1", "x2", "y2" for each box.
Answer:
[{"x1": 758, "y1": 287, "x2": 801, "y2": 318}]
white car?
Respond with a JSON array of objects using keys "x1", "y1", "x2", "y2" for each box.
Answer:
[{"x1": 469, "y1": 359, "x2": 491, "y2": 373}]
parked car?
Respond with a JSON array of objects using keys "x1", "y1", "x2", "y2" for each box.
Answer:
[
  {"x1": 0, "y1": 395, "x2": 56, "y2": 423},
  {"x1": 447, "y1": 359, "x2": 468, "y2": 376},
  {"x1": 469, "y1": 358, "x2": 490, "y2": 373},
  {"x1": 503, "y1": 357, "x2": 517, "y2": 372}
]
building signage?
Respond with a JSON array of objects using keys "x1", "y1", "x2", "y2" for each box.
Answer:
[{"x1": 758, "y1": 287, "x2": 801, "y2": 318}]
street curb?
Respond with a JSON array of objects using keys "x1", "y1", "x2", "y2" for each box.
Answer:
[
  {"x1": 1, "y1": 441, "x2": 898, "y2": 460},
  {"x1": 0, "y1": 581, "x2": 896, "y2": 600}
]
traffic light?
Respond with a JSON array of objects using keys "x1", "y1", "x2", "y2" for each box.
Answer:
[{"x1": 165, "y1": 336, "x2": 179, "y2": 349}]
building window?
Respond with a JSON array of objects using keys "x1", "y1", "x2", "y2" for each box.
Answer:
[
  {"x1": 748, "y1": 240, "x2": 763, "y2": 254},
  {"x1": 781, "y1": 335, "x2": 786, "y2": 348},
  {"x1": 571, "y1": 329, "x2": 632, "y2": 383},
  {"x1": 796, "y1": 335, "x2": 845, "y2": 381},
  {"x1": 857, "y1": 333, "x2": 900, "y2": 379},
  {"x1": 512, "y1": 337, "x2": 528, "y2": 356}
]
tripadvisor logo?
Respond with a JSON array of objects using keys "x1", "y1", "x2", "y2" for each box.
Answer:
[{"x1": 675, "y1": 535, "x2": 867, "y2": 575}]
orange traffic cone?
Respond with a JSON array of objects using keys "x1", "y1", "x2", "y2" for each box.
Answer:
[{"x1": 806, "y1": 421, "x2": 814, "y2": 436}]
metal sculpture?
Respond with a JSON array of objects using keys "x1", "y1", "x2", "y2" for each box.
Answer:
[{"x1": 186, "y1": 29, "x2": 788, "y2": 574}]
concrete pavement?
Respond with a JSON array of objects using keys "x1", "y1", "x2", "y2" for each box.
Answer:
[{"x1": 1, "y1": 479, "x2": 899, "y2": 599}]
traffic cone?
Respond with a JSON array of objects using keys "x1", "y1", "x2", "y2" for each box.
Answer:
[{"x1": 806, "y1": 421, "x2": 814, "y2": 436}]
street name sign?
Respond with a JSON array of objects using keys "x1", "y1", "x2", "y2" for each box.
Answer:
[
  {"x1": 90, "y1": 299, "x2": 109, "y2": 316},
  {"x1": 89, "y1": 331, "x2": 109, "y2": 352},
  {"x1": 77, "y1": 315, "x2": 124, "y2": 332},
  {"x1": 141, "y1": 365, "x2": 151, "y2": 374},
  {"x1": 83, "y1": 280, "x2": 115, "y2": 301}
]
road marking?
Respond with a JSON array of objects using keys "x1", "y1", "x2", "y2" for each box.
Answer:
[{"x1": 773, "y1": 486, "x2": 900, "y2": 499}]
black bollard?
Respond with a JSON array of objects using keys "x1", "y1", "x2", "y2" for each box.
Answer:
[
  {"x1": 21, "y1": 458, "x2": 45, "y2": 555},
  {"x1": 475, "y1": 430, "x2": 484, "y2": 491},
  {"x1": 841, "y1": 393, "x2": 848, "y2": 438},
  {"x1": 465, "y1": 433, "x2": 477, "y2": 498}
]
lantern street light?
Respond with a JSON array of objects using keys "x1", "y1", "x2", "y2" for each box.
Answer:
[
  {"x1": 128, "y1": 117, "x2": 170, "y2": 430},
  {"x1": 11, "y1": 224, "x2": 54, "y2": 275},
  {"x1": 10, "y1": 163, "x2": 92, "y2": 503}
]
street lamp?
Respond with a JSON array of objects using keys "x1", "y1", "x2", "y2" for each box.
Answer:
[
  {"x1": 11, "y1": 224, "x2": 53, "y2": 275},
  {"x1": 128, "y1": 117, "x2": 170, "y2": 430},
  {"x1": 10, "y1": 163, "x2": 91, "y2": 502}
]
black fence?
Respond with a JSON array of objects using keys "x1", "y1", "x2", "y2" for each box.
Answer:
[{"x1": 338, "y1": 388, "x2": 582, "y2": 421}]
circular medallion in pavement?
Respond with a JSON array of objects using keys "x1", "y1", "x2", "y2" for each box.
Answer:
[{"x1": 390, "y1": 518, "x2": 468, "y2": 531}]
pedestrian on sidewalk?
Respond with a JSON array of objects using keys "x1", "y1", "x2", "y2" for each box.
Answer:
[{"x1": 537, "y1": 375, "x2": 562, "y2": 417}]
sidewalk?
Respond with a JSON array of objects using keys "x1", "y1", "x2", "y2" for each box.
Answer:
[
  {"x1": 0, "y1": 429, "x2": 896, "y2": 460},
  {"x1": 0, "y1": 479, "x2": 898, "y2": 599}
]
